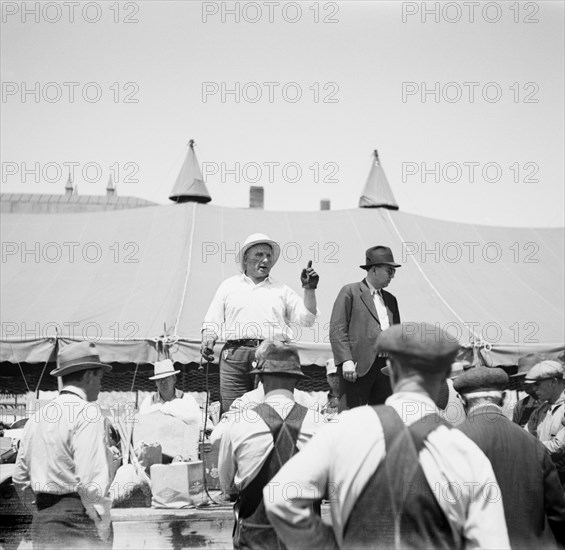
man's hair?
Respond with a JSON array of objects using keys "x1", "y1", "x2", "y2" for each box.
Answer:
[
  {"x1": 391, "y1": 354, "x2": 453, "y2": 375},
  {"x1": 464, "y1": 391, "x2": 504, "y2": 409},
  {"x1": 61, "y1": 367, "x2": 101, "y2": 386}
]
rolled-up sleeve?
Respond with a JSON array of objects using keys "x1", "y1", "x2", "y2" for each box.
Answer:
[{"x1": 284, "y1": 286, "x2": 319, "y2": 327}]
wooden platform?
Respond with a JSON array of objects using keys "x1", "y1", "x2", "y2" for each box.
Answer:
[{"x1": 112, "y1": 505, "x2": 235, "y2": 549}]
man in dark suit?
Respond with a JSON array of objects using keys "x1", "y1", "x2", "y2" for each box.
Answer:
[
  {"x1": 454, "y1": 366, "x2": 565, "y2": 550},
  {"x1": 330, "y1": 245, "x2": 401, "y2": 409}
]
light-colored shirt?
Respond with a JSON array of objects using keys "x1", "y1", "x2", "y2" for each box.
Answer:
[
  {"x1": 528, "y1": 391, "x2": 565, "y2": 469},
  {"x1": 366, "y1": 280, "x2": 390, "y2": 329},
  {"x1": 13, "y1": 386, "x2": 113, "y2": 532},
  {"x1": 264, "y1": 391, "x2": 510, "y2": 550},
  {"x1": 218, "y1": 388, "x2": 324, "y2": 495},
  {"x1": 202, "y1": 273, "x2": 318, "y2": 342},
  {"x1": 210, "y1": 383, "x2": 319, "y2": 444}
]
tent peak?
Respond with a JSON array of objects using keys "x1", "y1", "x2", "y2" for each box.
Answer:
[
  {"x1": 359, "y1": 149, "x2": 399, "y2": 210},
  {"x1": 169, "y1": 139, "x2": 212, "y2": 204}
]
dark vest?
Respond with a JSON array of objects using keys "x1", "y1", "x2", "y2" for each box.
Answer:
[
  {"x1": 343, "y1": 406, "x2": 461, "y2": 550},
  {"x1": 233, "y1": 401, "x2": 308, "y2": 550}
]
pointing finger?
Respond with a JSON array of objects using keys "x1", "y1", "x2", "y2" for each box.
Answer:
[{"x1": 307, "y1": 260, "x2": 313, "y2": 269}]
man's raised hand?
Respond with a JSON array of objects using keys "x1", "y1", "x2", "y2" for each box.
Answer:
[{"x1": 300, "y1": 260, "x2": 319, "y2": 289}]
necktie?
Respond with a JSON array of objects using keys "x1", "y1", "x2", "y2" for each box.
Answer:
[{"x1": 373, "y1": 290, "x2": 390, "y2": 330}]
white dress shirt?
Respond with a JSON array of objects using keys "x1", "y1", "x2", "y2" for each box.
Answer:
[
  {"x1": 264, "y1": 391, "x2": 510, "y2": 550},
  {"x1": 202, "y1": 274, "x2": 318, "y2": 342},
  {"x1": 210, "y1": 383, "x2": 319, "y2": 444},
  {"x1": 13, "y1": 386, "x2": 113, "y2": 534},
  {"x1": 218, "y1": 389, "x2": 324, "y2": 495},
  {"x1": 366, "y1": 280, "x2": 390, "y2": 329}
]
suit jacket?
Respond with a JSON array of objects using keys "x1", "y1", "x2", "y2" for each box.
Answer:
[
  {"x1": 329, "y1": 279, "x2": 400, "y2": 377},
  {"x1": 458, "y1": 404, "x2": 565, "y2": 550}
]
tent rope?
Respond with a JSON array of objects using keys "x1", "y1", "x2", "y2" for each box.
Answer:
[
  {"x1": 173, "y1": 202, "x2": 198, "y2": 337},
  {"x1": 384, "y1": 209, "x2": 481, "y2": 341},
  {"x1": 34, "y1": 359, "x2": 50, "y2": 397},
  {"x1": 10, "y1": 342, "x2": 31, "y2": 393}
]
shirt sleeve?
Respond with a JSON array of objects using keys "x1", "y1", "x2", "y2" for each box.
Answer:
[
  {"x1": 218, "y1": 423, "x2": 237, "y2": 496},
  {"x1": 264, "y1": 422, "x2": 339, "y2": 550},
  {"x1": 73, "y1": 404, "x2": 112, "y2": 528},
  {"x1": 541, "y1": 424, "x2": 565, "y2": 462},
  {"x1": 12, "y1": 423, "x2": 33, "y2": 508},
  {"x1": 283, "y1": 285, "x2": 318, "y2": 327}
]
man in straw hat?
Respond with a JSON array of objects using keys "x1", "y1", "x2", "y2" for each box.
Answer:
[
  {"x1": 139, "y1": 358, "x2": 201, "y2": 418},
  {"x1": 330, "y1": 245, "x2": 401, "y2": 410},
  {"x1": 265, "y1": 323, "x2": 510, "y2": 549},
  {"x1": 201, "y1": 233, "x2": 319, "y2": 412},
  {"x1": 454, "y1": 366, "x2": 565, "y2": 549},
  {"x1": 524, "y1": 360, "x2": 565, "y2": 485},
  {"x1": 13, "y1": 342, "x2": 114, "y2": 549},
  {"x1": 219, "y1": 341, "x2": 323, "y2": 549}
]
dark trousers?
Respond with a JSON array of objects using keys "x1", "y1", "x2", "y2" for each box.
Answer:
[
  {"x1": 219, "y1": 342, "x2": 259, "y2": 413},
  {"x1": 338, "y1": 356, "x2": 392, "y2": 411},
  {"x1": 32, "y1": 493, "x2": 109, "y2": 550}
]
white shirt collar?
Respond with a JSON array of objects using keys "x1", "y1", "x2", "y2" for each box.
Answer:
[
  {"x1": 365, "y1": 279, "x2": 380, "y2": 295},
  {"x1": 241, "y1": 272, "x2": 272, "y2": 286},
  {"x1": 60, "y1": 385, "x2": 87, "y2": 400}
]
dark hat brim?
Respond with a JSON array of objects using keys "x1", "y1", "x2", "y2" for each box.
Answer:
[
  {"x1": 249, "y1": 359, "x2": 306, "y2": 378},
  {"x1": 360, "y1": 261, "x2": 401, "y2": 269},
  {"x1": 50, "y1": 361, "x2": 112, "y2": 377}
]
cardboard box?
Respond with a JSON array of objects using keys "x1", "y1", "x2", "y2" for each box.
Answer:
[{"x1": 150, "y1": 461, "x2": 206, "y2": 508}]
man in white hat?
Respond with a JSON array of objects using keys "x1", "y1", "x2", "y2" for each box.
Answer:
[
  {"x1": 525, "y1": 360, "x2": 565, "y2": 484},
  {"x1": 201, "y1": 233, "x2": 319, "y2": 412},
  {"x1": 139, "y1": 359, "x2": 202, "y2": 428},
  {"x1": 13, "y1": 341, "x2": 114, "y2": 549}
]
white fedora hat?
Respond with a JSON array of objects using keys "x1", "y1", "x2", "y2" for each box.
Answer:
[
  {"x1": 237, "y1": 233, "x2": 281, "y2": 272},
  {"x1": 148, "y1": 359, "x2": 180, "y2": 380}
]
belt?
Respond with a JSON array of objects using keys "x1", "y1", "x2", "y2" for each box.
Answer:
[
  {"x1": 224, "y1": 339, "x2": 263, "y2": 348},
  {"x1": 36, "y1": 492, "x2": 81, "y2": 510}
]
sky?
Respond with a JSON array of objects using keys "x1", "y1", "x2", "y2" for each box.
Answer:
[{"x1": 1, "y1": 0, "x2": 564, "y2": 227}]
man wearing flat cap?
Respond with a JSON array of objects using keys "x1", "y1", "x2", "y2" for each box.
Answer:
[
  {"x1": 13, "y1": 342, "x2": 114, "y2": 549},
  {"x1": 330, "y1": 245, "x2": 401, "y2": 410},
  {"x1": 525, "y1": 360, "x2": 565, "y2": 484},
  {"x1": 265, "y1": 323, "x2": 510, "y2": 549},
  {"x1": 455, "y1": 366, "x2": 565, "y2": 549},
  {"x1": 201, "y1": 233, "x2": 319, "y2": 413},
  {"x1": 219, "y1": 341, "x2": 322, "y2": 549},
  {"x1": 511, "y1": 352, "x2": 546, "y2": 427}
]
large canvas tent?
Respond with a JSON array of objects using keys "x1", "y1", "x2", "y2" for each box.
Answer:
[{"x1": 1, "y1": 202, "x2": 563, "y2": 368}]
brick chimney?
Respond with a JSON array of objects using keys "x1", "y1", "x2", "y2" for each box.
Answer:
[
  {"x1": 320, "y1": 199, "x2": 331, "y2": 211},
  {"x1": 250, "y1": 186, "x2": 264, "y2": 209}
]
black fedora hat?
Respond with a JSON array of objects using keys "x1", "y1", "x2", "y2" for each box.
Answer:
[{"x1": 360, "y1": 246, "x2": 401, "y2": 269}]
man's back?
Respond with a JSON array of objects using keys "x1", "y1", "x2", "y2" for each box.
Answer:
[{"x1": 458, "y1": 403, "x2": 565, "y2": 549}]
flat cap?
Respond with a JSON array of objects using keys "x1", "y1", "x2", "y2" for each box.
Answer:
[
  {"x1": 512, "y1": 352, "x2": 546, "y2": 377},
  {"x1": 376, "y1": 323, "x2": 460, "y2": 367},
  {"x1": 453, "y1": 366, "x2": 508, "y2": 394},
  {"x1": 524, "y1": 360, "x2": 564, "y2": 384}
]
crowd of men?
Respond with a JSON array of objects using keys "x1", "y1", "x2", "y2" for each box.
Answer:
[{"x1": 12, "y1": 233, "x2": 565, "y2": 549}]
